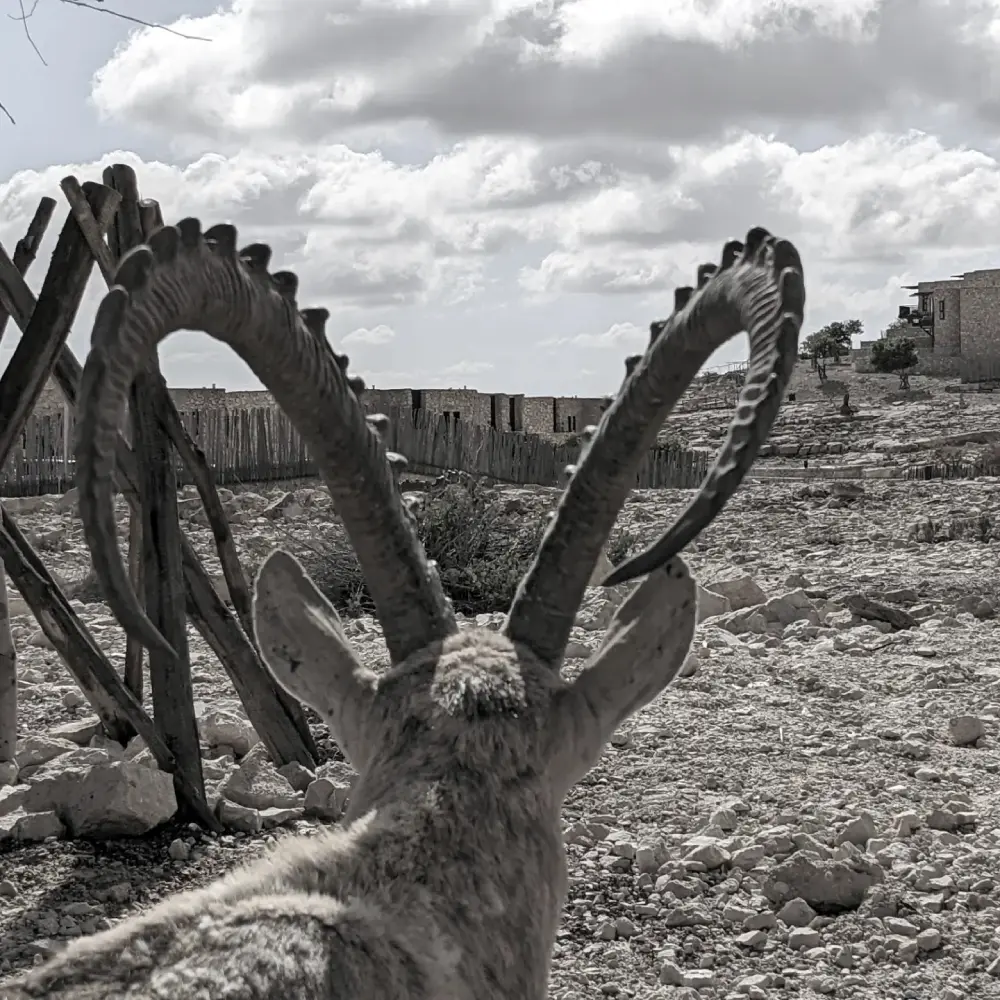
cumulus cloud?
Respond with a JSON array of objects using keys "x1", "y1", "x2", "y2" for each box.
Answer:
[
  {"x1": 92, "y1": 0, "x2": 1000, "y2": 146},
  {"x1": 9, "y1": 1, "x2": 1000, "y2": 396},
  {"x1": 342, "y1": 324, "x2": 396, "y2": 345},
  {"x1": 541, "y1": 322, "x2": 649, "y2": 350},
  {"x1": 6, "y1": 126, "x2": 1000, "y2": 394},
  {"x1": 442, "y1": 360, "x2": 494, "y2": 376}
]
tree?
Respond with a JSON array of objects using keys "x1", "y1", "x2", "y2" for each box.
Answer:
[
  {"x1": 882, "y1": 317, "x2": 912, "y2": 340},
  {"x1": 799, "y1": 319, "x2": 863, "y2": 382},
  {"x1": 870, "y1": 337, "x2": 919, "y2": 389}
]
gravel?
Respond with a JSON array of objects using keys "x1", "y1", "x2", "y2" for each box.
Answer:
[{"x1": 1, "y1": 472, "x2": 999, "y2": 999}]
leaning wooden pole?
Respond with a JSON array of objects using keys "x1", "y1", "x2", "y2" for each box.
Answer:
[
  {"x1": 0, "y1": 195, "x2": 56, "y2": 346},
  {"x1": 104, "y1": 163, "x2": 208, "y2": 822},
  {"x1": 0, "y1": 560, "x2": 16, "y2": 770},
  {"x1": 59, "y1": 172, "x2": 316, "y2": 766},
  {"x1": 124, "y1": 513, "x2": 143, "y2": 699},
  {"x1": 0, "y1": 197, "x2": 59, "y2": 769},
  {"x1": 0, "y1": 236, "x2": 316, "y2": 771}
]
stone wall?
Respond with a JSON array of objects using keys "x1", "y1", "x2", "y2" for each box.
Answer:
[
  {"x1": 416, "y1": 388, "x2": 491, "y2": 427},
  {"x1": 523, "y1": 396, "x2": 555, "y2": 435},
  {"x1": 171, "y1": 387, "x2": 228, "y2": 410},
  {"x1": 32, "y1": 379, "x2": 67, "y2": 416},
  {"x1": 223, "y1": 390, "x2": 276, "y2": 408},
  {"x1": 553, "y1": 396, "x2": 604, "y2": 433},
  {"x1": 29, "y1": 374, "x2": 604, "y2": 441},
  {"x1": 852, "y1": 345, "x2": 962, "y2": 376},
  {"x1": 955, "y1": 282, "x2": 1000, "y2": 362}
]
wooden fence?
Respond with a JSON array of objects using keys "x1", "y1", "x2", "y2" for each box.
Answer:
[
  {"x1": 0, "y1": 404, "x2": 711, "y2": 497},
  {"x1": 905, "y1": 458, "x2": 1000, "y2": 481}
]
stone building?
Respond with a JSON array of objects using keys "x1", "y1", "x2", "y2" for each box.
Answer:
[
  {"x1": 853, "y1": 267, "x2": 1000, "y2": 380},
  {"x1": 28, "y1": 374, "x2": 605, "y2": 442}
]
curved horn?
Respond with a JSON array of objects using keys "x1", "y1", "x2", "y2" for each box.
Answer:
[
  {"x1": 504, "y1": 227, "x2": 805, "y2": 665},
  {"x1": 75, "y1": 219, "x2": 456, "y2": 664}
]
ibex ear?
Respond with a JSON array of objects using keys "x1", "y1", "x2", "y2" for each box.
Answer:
[
  {"x1": 253, "y1": 549, "x2": 377, "y2": 768},
  {"x1": 548, "y1": 558, "x2": 696, "y2": 789}
]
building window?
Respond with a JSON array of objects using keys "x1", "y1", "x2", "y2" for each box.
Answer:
[
  {"x1": 566, "y1": 415, "x2": 577, "y2": 432},
  {"x1": 920, "y1": 294, "x2": 931, "y2": 313},
  {"x1": 938, "y1": 298, "x2": 945, "y2": 320}
]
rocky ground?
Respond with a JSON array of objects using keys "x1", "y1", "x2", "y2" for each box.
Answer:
[
  {"x1": 666, "y1": 369, "x2": 1000, "y2": 472},
  {"x1": 0, "y1": 470, "x2": 999, "y2": 999}
]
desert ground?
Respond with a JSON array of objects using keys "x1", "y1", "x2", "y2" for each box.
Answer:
[{"x1": 1, "y1": 369, "x2": 999, "y2": 999}]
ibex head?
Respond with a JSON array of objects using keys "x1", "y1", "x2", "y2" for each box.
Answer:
[
  {"x1": 73, "y1": 221, "x2": 803, "y2": 796},
  {"x1": 3, "y1": 220, "x2": 808, "y2": 999}
]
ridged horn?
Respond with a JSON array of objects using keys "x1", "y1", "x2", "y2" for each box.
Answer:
[
  {"x1": 504, "y1": 227, "x2": 805, "y2": 666},
  {"x1": 76, "y1": 219, "x2": 457, "y2": 664}
]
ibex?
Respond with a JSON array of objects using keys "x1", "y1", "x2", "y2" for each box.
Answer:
[{"x1": 2, "y1": 222, "x2": 804, "y2": 998}]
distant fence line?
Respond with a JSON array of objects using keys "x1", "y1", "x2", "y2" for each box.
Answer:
[
  {"x1": 905, "y1": 459, "x2": 1000, "y2": 481},
  {"x1": 0, "y1": 405, "x2": 711, "y2": 497}
]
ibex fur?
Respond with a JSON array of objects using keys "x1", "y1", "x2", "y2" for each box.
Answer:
[{"x1": 2, "y1": 220, "x2": 804, "y2": 999}]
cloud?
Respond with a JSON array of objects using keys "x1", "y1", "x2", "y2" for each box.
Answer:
[
  {"x1": 7, "y1": 128, "x2": 1000, "y2": 378},
  {"x1": 541, "y1": 322, "x2": 649, "y2": 350},
  {"x1": 442, "y1": 360, "x2": 494, "y2": 376},
  {"x1": 92, "y1": 0, "x2": 1000, "y2": 147},
  {"x1": 342, "y1": 324, "x2": 396, "y2": 345}
]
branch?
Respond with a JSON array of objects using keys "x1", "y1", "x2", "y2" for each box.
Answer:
[
  {"x1": 56, "y1": 0, "x2": 212, "y2": 41},
  {"x1": 2, "y1": 0, "x2": 211, "y2": 124}
]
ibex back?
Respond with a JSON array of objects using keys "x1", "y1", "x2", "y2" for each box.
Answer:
[{"x1": 2, "y1": 221, "x2": 804, "y2": 999}]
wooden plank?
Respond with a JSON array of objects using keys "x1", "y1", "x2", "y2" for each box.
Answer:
[
  {"x1": 0, "y1": 183, "x2": 119, "y2": 469},
  {"x1": 105, "y1": 163, "x2": 208, "y2": 826},
  {"x1": 0, "y1": 561, "x2": 15, "y2": 764}
]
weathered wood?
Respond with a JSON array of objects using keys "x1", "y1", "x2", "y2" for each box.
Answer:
[
  {"x1": 125, "y1": 512, "x2": 144, "y2": 700},
  {"x1": 0, "y1": 561, "x2": 16, "y2": 765},
  {"x1": 180, "y1": 540, "x2": 316, "y2": 768},
  {"x1": 0, "y1": 403, "x2": 720, "y2": 494},
  {"x1": 65, "y1": 173, "x2": 316, "y2": 765},
  {"x1": 0, "y1": 183, "x2": 119, "y2": 469},
  {"x1": 0, "y1": 505, "x2": 130, "y2": 745},
  {"x1": 160, "y1": 404, "x2": 256, "y2": 646},
  {"x1": 0, "y1": 506, "x2": 220, "y2": 829},
  {"x1": 106, "y1": 163, "x2": 208, "y2": 823},
  {"x1": 0, "y1": 196, "x2": 57, "y2": 344},
  {"x1": 0, "y1": 256, "x2": 318, "y2": 772}
]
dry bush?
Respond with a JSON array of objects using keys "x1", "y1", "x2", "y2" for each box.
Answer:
[
  {"x1": 302, "y1": 479, "x2": 640, "y2": 617},
  {"x1": 982, "y1": 442, "x2": 1000, "y2": 467},
  {"x1": 909, "y1": 513, "x2": 996, "y2": 544}
]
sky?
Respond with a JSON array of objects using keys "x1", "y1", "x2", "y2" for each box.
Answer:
[{"x1": 4, "y1": 0, "x2": 1000, "y2": 398}]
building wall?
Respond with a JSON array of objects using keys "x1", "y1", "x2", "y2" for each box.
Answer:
[
  {"x1": 363, "y1": 388, "x2": 412, "y2": 414},
  {"x1": 553, "y1": 397, "x2": 604, "y2": 433},
  {"x1": 852, "y1": 345, "x2": 962, "y2": 376},
  {"x1": 26, "y1": 376, "x2": 611, "y2": 435},
  {"x1": 956, "y1": 283, "x2": 1000, "y2": 361},
  {"x1": 523, "y1": 396, "x2": 555, "y2": 435},
  {"x1": 224, "y1": 389, "x2": 276, "y2": 408},
  {"x1": 33, "y1": 378, "x2": 67, "y2": 416},
  {"x1": 172, "y1": 387, "x2": 229, "y2": 410},
  {"x1": 487, "y1": 393, "x2": 525, "y2": 432},
  {"x1": 415, "y1": 388, "x2": 491, "y2": 427},
  {"x1": 934, "y1": 287, "x2": 962, "y2": 356}
]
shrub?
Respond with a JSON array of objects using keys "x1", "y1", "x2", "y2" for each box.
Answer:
[
  {"x1": 870, "y1": 337, "x2": 918, "y2": 389},
  {"x1": 302, "y1": 478, "x2": 643, "y2": 617},
  {"x1": 909, "y1": 513, "x2": 995, "y2": 544}
]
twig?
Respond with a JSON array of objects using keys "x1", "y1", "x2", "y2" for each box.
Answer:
[
  {"x1": 11, "y1": 0, "x2": 46, "y2": 64},
  {"x1": 2, "y1": 0, "x2": 211, "y2": 125},
  {"x1": 57, "y1": 0, "x2": 212, "y2": 41}
]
